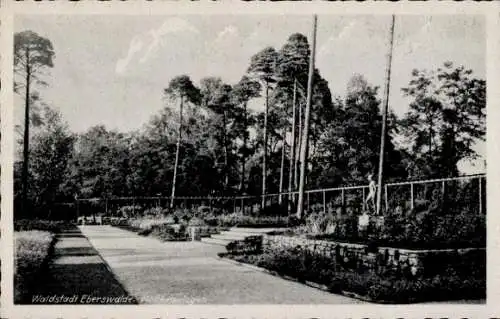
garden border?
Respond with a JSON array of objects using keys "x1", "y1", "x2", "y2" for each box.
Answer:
[{"x1": 217, "y1": 255, "x2": 380, "y2": 304}]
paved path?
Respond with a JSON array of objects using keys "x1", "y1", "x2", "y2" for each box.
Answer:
[
  {"x1": 26, "y1": 226, "x2": 137, "y2": 304},
  {"x1": 80, "y1": 225, "x2": 365, "y2": 304}
]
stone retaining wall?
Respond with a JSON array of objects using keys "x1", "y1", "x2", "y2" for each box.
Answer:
[{"x1": 263, "y1": 235, "x2": 485, "y2": 276}]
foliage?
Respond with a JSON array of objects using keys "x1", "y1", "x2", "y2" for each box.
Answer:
[
  {"x1": 15, "y1": 30, "x2": 486, "y2": 224},
  {"x1": 222, "y1": 244, "x2": 485, "y2": 303},
  {"x1": 208, "y1": 213, "x2": 290, "y2": 228},
  {"x1": 314, "y1": 74, "x2": 405, "y2": 187},
  {"x1": 14, "y1": 30, "x2": 56, "y2": 219},
  {"x1": 149, "y1": 224, "x2": 189, "y2": 242},
  {"x1": 302, "y1": 203, "x2": 485, "y2": 249},
  {"x1": 14, "y1": 230, "x2": 55, "y2": 303},
  {"x1": 226, "y1": 235, "x2": 263, "y2": 255},
  {"x1": 398, "y1": 62, "x2": 486, "y2": 178},
  {"x1": 14, "y1": 219, "x2": 69, "y2": 233}
]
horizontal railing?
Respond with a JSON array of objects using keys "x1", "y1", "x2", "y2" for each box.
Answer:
[{"x1": 69, "y1": 173, "x2": 485, "y2": 217}]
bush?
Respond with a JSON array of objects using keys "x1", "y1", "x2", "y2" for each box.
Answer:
[
  {"x1": 149, "y1": 224, "x2": 188, "y2": 241},
  {"x1": 212, "y1": 214, "x2": 291, "y2": 228},
  {"x1": 259, "y1": 203, "x2": 288, "y2": 217},
  {"x1": 226, "y1": 236, "x2": 263, "y2": 255},
  {"x1": 223, "y1": 245, "x2": 485, "y2": 303},
  {"x1": 188, "y1": 216, "x2": 206, "y2": 226},
  {"x1": 142, "y1": 207, "x2": 163, "y2": 217},
  {"x1": 14, "y1": 219, "x2": 68, "y2": 233},
  {"x1": 300, "y1": 205, "x2": 485, "y2": 249},
  {"x1": 118, "y1": 205, "x2": 142, "y2": 218},
  {"x1": 14, "y1": 231, "x2": 55, "y2": 303}
]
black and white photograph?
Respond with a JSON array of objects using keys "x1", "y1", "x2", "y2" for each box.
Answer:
[{"x1": 10, "y1": 12, "x2": 487, "y2": 308}]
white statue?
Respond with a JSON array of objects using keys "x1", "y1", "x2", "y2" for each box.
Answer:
[{"x1": 365, "y1": 173, "x2": 377, "y2": 214}]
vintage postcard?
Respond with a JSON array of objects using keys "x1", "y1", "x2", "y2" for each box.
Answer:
[{"x1": 1, "y1": 1, "x2": 499, "y2": 318}]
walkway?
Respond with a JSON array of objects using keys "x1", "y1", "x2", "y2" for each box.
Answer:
[
  {"x1": 79, "y1": 225, "x2": 365, "y2": 304},
  {"x1": 26, "y1": 226, "x2": 137, "y2": 304}
]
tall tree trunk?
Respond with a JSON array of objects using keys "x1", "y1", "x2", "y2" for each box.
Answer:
[
  {"x1": 295, "y1": 98, "x2": 302, "y2": 190},
  {"x1": 170, "y1": 96, "x2": 184, "y2": 208},
  {"x1": 22, "y1": 55, "x2": 31, "y2": 217},
  {"x1": 278, "y1": 130, "x2": 286, "y2": 205},
  {"x1": 239, "y1": 102, "x2": 248, "y2": 193},
  {"x1": 222, "y1": 109, "x2": 229, "y2": 190},
  {"x1": 375, "y1": 14, "x2": 395, "y2": 216},
  {"x1": 296, "y1": 15, "x2": 317, "y2": 220},
  {"x1": 261, "y1": 82, "x2": 269, "y2": 209},
  {"x1": 288, "y1": 78, "x2": 297, "y2": 213}
]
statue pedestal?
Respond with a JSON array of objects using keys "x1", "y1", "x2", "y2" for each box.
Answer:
[
  {"x1": 189, "y1": 226, "x2": 201, "y2": 241},
  {"x1": 371, "y1": 216, "x2": 385, "y2": 229}
]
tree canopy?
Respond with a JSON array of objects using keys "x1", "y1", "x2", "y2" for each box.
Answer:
[{"x1": 14, "y1": 31, "x2": 486, "y2": 219}]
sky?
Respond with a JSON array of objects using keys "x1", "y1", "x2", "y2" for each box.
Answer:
[{"x1": 14, "y1": 14, "x2": 486, "y2": 173}]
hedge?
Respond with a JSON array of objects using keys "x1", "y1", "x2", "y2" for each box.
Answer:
[
  {"x1": 14, "y1": 231, "x2": 55, "y2": 303},
  {"x1": 14, "y1": 219, "x2": 69, "y2": 233}
]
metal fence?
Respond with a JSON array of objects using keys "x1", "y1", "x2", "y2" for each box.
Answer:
[{"x1": 71, "y1": 174, "x2": 485, "y2": 218}]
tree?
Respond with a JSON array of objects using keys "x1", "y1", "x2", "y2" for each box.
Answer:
[
  {"x1": 231, "y1": 76, "x2": 261, "y2": 193},
  {"x1": 164, "y1": 75, "x2": 201, "y2": 207},
  {"x1": 399, "y1": 62, "x2": 486, "y2": 178},
  {"x1": 296, "y1": 15, "x2": 317, "y2": 220},
  {"x1": 247, "y1": 47, "x2": 278, "y2": 208},
  {"x1": 315, "y1": 75, "x2": 404, "y2": 188},
  {"x1": 16, "y1": 106, "x2": 74, "y2": 218},
  {"x1": 200, "y1": 77, "x2": 236, "y2": 191},
  {"x1": 14, "y1": 30, "x2": 55, "y2": 216},
  {"x1": 277, "y1": 34, "x2": 310, "y2": 195},
  {"x1": 71, "y1": 125, "x2": 131, "y2": 199}
]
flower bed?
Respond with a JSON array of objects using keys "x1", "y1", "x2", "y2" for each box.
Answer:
[
  {"x1": 263, "y1": 234, "x2": 485, "y2": 277},
  {"x1": 112, "y1": 217, "x2": 191, "y2": 241},
  {"x1": 297, "y1": 210, "x2": 485, "y2": 250},
  {"x1": 14, "y1": 231, "x2": 56, "y2": 303},
  {"x1": 220, "y1": 245, "x2": 485, "y2": 304},
  {"x1": 204, "y1": 213, "x2": 292, "y2": 228}
]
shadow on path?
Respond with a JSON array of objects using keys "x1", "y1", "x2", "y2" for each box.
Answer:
[{"x1": 22, "y1": 226, "x2": 137, "y2": 305}]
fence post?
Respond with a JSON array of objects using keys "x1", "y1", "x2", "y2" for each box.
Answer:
[
  {"x1": 233, "y1": 198, "x2": 236, "y2": 213},
  {"x1": 76, "y1": 199, "x2": 79, "y2": 220},
  {"x1": 132, "y1": 198, "x2": 135, "y2": 216},
  {"x1": 362, "y1": 187, "x2": 366, "y2": 211},
  {"x1": 341, "y1": 188, "x2": 345, "y2": 207},
  {"x1": 241, "y1": 197, "x2": 244, "y2": 214},
  {"x1": 307, "y1": 192, "x2": 310, "y2": 212},
  {"x1": 479, "y1": 177, "x2": 483, "y2": 214},
  {"x1": 410, "y1": 182, "x2": 414, "y2": 210},
  {"x1": 322, "y1": 190, "x2": 326, "y2": 214},
  {"x1": 105, "y1": 199, "x2": 108, "y2": 215},
  {"x1": 384, "y1": 184, "x2": 388, "y2": 212}
]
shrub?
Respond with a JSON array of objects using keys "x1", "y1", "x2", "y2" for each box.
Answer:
[
  {"x1": 214, "y1": 214, "x2": 290, "y2": 228},
  {"x1": 118, "y1": 205, "x2": 142, "y2": 218},
  {"x1": 14, "y1": 219, "x2": 68, "y2": 233},
  {"x1": 300, "y1": 205, "x2": 485, "y2": 249},
  {"x1": 226, "y1": 236, "x2": 263, "y2": 255},
  {"x1": 188, "y1": 216, "x2": 206, "y2": 226},
  {"x1": 142, "y1": 207, "x2": 163, "y2": 217},
  {"x1": 197, "y1": 205, "x2": 212, "y2": 217},
  {"x1": 222, "y1": 245, "x2": 485, "y2": 303},
  {"x1": 14, "y1": 231, "x2": 55, "y2": 303},
  {"x1": 259, "y1": 203, "x2": 288, "y2": 217},
  {"x1": 149, "y1": 224, "x2": 188, "y2": 241}
]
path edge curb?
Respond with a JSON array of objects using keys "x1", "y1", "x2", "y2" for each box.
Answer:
[
  {"x1": 78, "y1": 225, "x2": 140, "y2": 304},
  {"x1": 217, "y1": 256, "x2": 376, "y2": 304}
]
